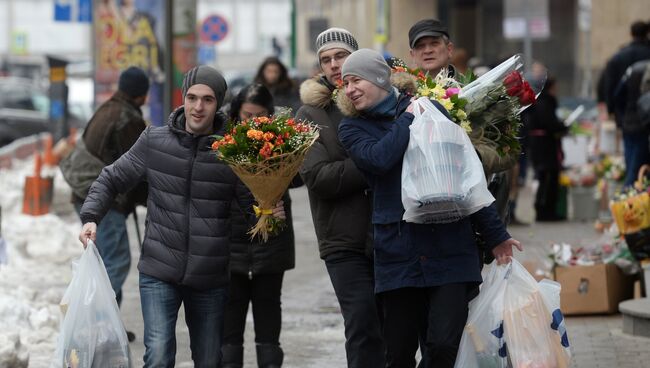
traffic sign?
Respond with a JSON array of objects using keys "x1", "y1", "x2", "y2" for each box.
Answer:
[{"x1": 200, "y1": 15, "x2": 229, "y2": 44}]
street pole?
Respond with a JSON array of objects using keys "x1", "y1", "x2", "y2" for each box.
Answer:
[{"x1": 523, "y1": 0, "x2": 533, "y2": 67}]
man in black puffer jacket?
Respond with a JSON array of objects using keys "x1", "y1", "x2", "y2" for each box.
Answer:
[{"x1": 78, "y1": 65, "x2": 284, "y2": 367}]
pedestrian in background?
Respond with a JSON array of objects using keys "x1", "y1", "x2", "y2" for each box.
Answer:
[
  {"x1": 78, "y1": 65, "x2": 285, "y2": 367},
  {"x1": 602, "y1": 20, "x2": 650, "y2": 186},
  {"x1": 527, "y1": 77, "x2": 569, "y2": 222},
  {"x1": 337, "y1": 49, "x2": 521, "y2": 368},
  {"x1": 297, "y1": 28, "x2": 386, "y2": 368},
  {"x1": 220, "y1": 83, "x2": 296, "y2": 368},
  {"x1": 614, "y1": 58, "x2": 650, "y2": 186},
  {"x1": 254, "y1": 56, "x2": 300, "y2": 114},
  {"x1": 67, "y1": 66, "x2": 149, "y2": 342}
]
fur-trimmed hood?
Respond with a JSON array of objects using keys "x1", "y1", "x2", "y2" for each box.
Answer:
[{"x1": 299, "y1": 75, "x2": 335, "y2": 110}]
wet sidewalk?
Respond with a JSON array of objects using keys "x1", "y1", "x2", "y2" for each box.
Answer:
[{"x1": 118, "y1": 184, "x2": 650, "y2": 367}]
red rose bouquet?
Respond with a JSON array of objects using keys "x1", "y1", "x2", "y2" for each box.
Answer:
[
  {"x1": 460, "y1": 54, "x2": 544, "y2": 156},
  {"x1": 212, "y1": 113, "x2": 319, "y2": 240}
]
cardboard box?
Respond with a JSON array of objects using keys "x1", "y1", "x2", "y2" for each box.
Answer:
[{"x1": 554, "y1": 263, "x2": 634, "y2": 315}]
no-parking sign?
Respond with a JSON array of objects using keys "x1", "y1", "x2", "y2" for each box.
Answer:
[{"x1": 200, "y1": 14, "x2": 229, "y2": 44}]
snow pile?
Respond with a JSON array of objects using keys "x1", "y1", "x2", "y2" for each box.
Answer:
[
  {"x1": 0, "y1": 156, "x2": 83, "y2": 367},
  {"x1": 0, "y1": 333, "x2": 29, "y2": 368}
]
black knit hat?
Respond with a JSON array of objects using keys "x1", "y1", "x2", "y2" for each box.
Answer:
[
  {"x1": 182, "y1": 65, "x2": 228, "y2": 108},
  {"x1": 118, "y1": 66, "x2": 150, "y2": 98},
  {"x1": 408, "y1": 19, "x2": 450, "y2": 48}
]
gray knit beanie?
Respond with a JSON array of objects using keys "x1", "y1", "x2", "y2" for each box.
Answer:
[
  {"x1": 341, "y1": 49, "x2": 392, "y2": 92},
  {"x1": 182, "y1": 65, "x2": 228, "y2": 107},
  {"x1": 316, "y1": 27, "x2": 358, "y2": 56}
]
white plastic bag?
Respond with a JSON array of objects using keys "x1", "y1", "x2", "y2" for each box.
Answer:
[
  {"x1": 454, "y1": 263, "x2": 510, "y2": 368},
  {"x1": 52, "y1": 240, "x2": 131, "y2": 368},
  {"x1": 502, "y1": 260, "x2": 571, "y2": 368},
  {"x1": 401, "y1": 97, "x2": 494, "y2": 223}
]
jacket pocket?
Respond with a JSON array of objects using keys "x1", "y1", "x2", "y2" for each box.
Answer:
[{"x1": 373, "y1": 222, "x2": 411, "y2": 263}]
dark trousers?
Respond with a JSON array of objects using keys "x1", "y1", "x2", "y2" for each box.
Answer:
[
  {"x1": 223, "y1": 272, "x2": 284, "y2": 346},
  {"x1": 380, "y1": 284, "x2": 478, "y2": 368},
  {"x1": 623, "y1": 131, "x2": 650, "y2": 186},
  {"x1": 535, "y1": 169, "x2": 560, "y2": 221},
  {"x1": 325, "y1": 252, "x2": 386, "y2": 368}
]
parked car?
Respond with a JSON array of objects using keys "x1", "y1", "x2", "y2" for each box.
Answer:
[{"x1": 0, "y1": 77, "x2": 87, "y2": 147}]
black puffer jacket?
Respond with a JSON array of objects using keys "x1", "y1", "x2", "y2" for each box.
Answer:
[
  {"x1": 228, "y1": 191, "x2": 295, "y2": 276},
  {"x1": 297, "y1": 76, "x2": 373, "y2": 260},
  {"x1": 80, "y1": 107, "x2": 253, "y2": 289}
]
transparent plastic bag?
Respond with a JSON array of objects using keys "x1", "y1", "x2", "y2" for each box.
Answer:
[
  {"x1": 52, "y1": 240, "x2": 131, "y2": 368},
  {"x1": 454, "y1": 263, "x2": 510, "y2": 368},
  {"x1": 401, "y1": 97, "x2": 494, "y2": 223},
  {"x1": 502, "y1": 260, "x2": 571, "y2": 368}
]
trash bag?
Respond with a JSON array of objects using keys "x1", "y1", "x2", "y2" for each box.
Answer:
[
  {"x1": 454, "y1": 262, "x2": 510, "y2": 368},
  {"x1": 502, "y1": 260, "x2": 571, "y2": 368},
  {"x1": 401, "y1": 97, "x2": 494, "y2": 224},
  {"x1": 52, "y1": 240, "x2": 131, "y2": 368}
]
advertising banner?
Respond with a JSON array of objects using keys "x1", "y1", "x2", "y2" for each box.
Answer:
[{"x1": 93, "y1": 0, "x2": 166, "y2": 125}]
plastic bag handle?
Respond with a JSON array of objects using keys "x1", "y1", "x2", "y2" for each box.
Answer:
[{"x1": 411, "y1": 97, "x2": 450, "y2": 122}]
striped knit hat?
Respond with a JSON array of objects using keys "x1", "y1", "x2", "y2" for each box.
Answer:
[
  {"x1": 315, "y1": 27, "x2": 358, "y2": 56},
  {"x1": 181, "y1": 65, "x2": 228, "y2": 107}
]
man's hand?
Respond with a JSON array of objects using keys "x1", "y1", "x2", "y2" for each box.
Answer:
[
  {"x1": 492, "y1": 238, "x2": 523, "y2": 265},
  {"x1": 272, "y1": 200, "x2": 286, "y2": 220},
  {"x1": 79, "y1": 222, "x2": 97, "y2": 249}
]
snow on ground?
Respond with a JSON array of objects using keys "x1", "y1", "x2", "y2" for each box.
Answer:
[{"x1": 0, "y1": 156, "x2": 83, "y2": 367}]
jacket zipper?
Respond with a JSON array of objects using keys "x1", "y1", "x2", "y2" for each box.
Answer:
[
  {"x1": 181, "y1": 140, "x2": 198, "y2": 283},
  {"x1": 247, "y1": 241, "x2": 253, "y2": 280}
]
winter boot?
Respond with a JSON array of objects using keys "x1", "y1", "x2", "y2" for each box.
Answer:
[
  {"x1": 221, "y1": 344, "x2": 244, "y2": 368},
  {"x1": 255, "y1": 343, "x2": 284, "y2": 368}
]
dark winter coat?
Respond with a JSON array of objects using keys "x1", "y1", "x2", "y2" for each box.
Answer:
[
  {"x1": 527, "y1": 92, "x2": 568, "y2": 171},
  {"x1": 268, "y1": 84, "x2": 301, "y2": 116},
  {"x1": 603, "y1": 40, "x2": 650, "y2": 121},
  {"x1": 337, "y1": 91, "x2": 510, "y2": 293},
  {"x1": 228, "y1": 190, "x2": 295, "y2": 276},
  {"x1": 297, "y1": 75, "x2": 374, "y2": 260},
  {"x1": 80, "y1": 107, "x2": 253, "y2": 290},
  {"x1": 73, "y1": 91, "x2": 148, "y2": 213}
]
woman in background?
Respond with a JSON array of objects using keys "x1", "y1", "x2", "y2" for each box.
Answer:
[
  {"x1": 221, "y1": 84, "x2": 296, "y2": 368},
  {"x1": 254, "y1": 57, "x2": 300, "y2": 114}
]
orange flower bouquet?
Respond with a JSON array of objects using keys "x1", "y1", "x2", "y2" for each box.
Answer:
[{"x1": 212, "y1": 113, "x2": 319, "y2": 240}]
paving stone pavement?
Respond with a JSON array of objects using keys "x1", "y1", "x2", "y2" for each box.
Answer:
[{"x1": 117, "y1": 182, "x2": 650, "y2": 367}]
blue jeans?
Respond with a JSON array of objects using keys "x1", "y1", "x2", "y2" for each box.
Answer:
[
  {"x1": 623, "y1": 132, "x2": 650, "y2": 187},
  {"x1": 139, "y1": 273, "x2": 228, "y2": 368},
  {"x1": 75, "y1": 204, "x2": 130, "y2": 305}
]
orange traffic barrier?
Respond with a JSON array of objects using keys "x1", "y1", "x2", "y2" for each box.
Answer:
[
  {"x1": 43, "y1": 135, "x2": 57, "y2": 166},
  {"x1": 22, "y1": 154, "x2": 53, "y2": 216}
]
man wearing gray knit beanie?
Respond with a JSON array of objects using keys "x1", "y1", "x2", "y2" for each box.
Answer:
[
  {"x1": 294, "y1": 28, "x2": 387, "y2": 368},
  {"x1": 78, "y1": 63, "x2": 288, "y2": 367}
]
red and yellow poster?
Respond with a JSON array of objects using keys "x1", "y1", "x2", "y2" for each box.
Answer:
[{"x1": 94, "y1": 0, "x2": 166, "y2": 125}]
